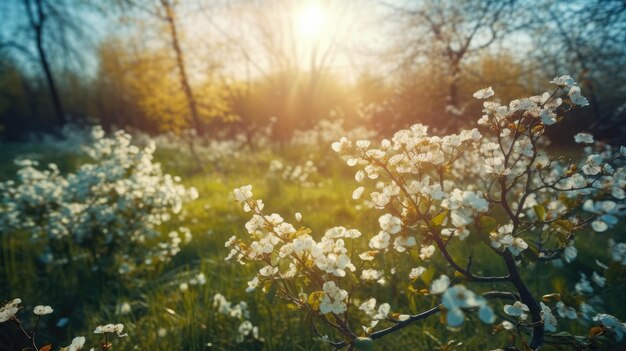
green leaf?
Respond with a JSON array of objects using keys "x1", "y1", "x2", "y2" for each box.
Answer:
[
  {"x1": 307, "y1": 291, "x2": 324, "y2": 312},
  {"x1": 431, "y1": 210, "x2": 448, "y2": 226},
  {"x1": 421, "y1": 265, "x2": 436, "y2": 285},
  {"x1": 534, "y1": 205, "x2": 547, "y2": 221}
]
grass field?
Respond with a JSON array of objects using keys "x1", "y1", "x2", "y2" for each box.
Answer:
[{"x1": 1, "y1": 133, "x2": 625, "y2": 351}]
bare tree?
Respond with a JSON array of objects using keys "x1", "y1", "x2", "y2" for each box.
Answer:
[
  {"x1": 384, "y1": 0, "x2": 517, "y2": 130},
  {"x1": 528, "y1": 0, "x2": 626, "y2": 141}
]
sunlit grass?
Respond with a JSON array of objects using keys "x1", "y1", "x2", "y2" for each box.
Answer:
[{"x1": 1, "y1": 140, "x2": 624, "y2": 350}]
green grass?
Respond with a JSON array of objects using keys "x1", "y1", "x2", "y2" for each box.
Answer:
[{"x1": 1, "y1": 141, "x2": 625, "y2": 351}]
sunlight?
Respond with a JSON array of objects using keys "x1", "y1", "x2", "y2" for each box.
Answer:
[{"x1": 296, "y1": 1, "x2": 329, "y2": 41}]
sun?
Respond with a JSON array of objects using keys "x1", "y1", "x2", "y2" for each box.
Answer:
[{"x1": 296, "y1": 1, "x2": 329, "y2": 41}]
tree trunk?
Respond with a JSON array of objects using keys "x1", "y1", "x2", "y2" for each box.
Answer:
[
  {"x1": 161, "y1": 0, "x2": 204, "y2": 136},
  {"x1": 28, "y1": 0, "x2": 66, "y2": 125}
]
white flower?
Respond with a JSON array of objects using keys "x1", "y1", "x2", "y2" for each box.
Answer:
[
  {"x1": 555, "y1": 302, "x2": 577, "y2": 320},
  {"x1": 345, "y1": 229, "x2": 362, "y2": 238},
  {"x1": 295, "y1": 212, "x2": 302, "y2": 222},
  {"x1": 508, "y1": 237, "x2": 528, "y2": 256},
  {"x1": 575, "y1": 273, "x2": 594, "y2": 294},
  {"x1": 359, "y1": 298, "x2": 377, "y2": 317},
  {"x1": 442, "y1": 285, "x2": 494, "y2": 326},
  {"x1": 393, "y1": 236, "x2": 416, "y2": 252},
  {"x1": 477, "y1": 114, "x2": 490, "y2": 125},
  {"x1": 67, "y1": 336, "x2": 86, "y2": 351},
  {"x1": 233, "y1": 185, "x2": 253, "y2": 202},
  {"x1": 361, "y1": 269, "x2": 383, "y2": 281},
  {"x1": 320, "y1": 281, "x2": 348, "y2": 315},
  {"x1": 503, "y1": 301, "x2": 529, "y2": 317},
  {"x1": 609, "y1": 240, "x2": 626, "y2": 265},
  {"x1": 549, "y1": 75, "x2": 576, "y2": 87},
  {"x1": 373, "y1": 303, "x2": 390, "y2": 320},
  {"x1": 419, "y1": 245, "x2": 435, "y2": 260},
  {"x1": 540, "y1": 302, "x2": 558, "y2": 332},
  {"x1": 259, "y1": 265, "x2": 278, "y2": 276},
  {"x1": 33, "y1": 305, "x2": 54, "y2": 316},
  {"x1": 593, "y1": 313, "x2": 626, "y2": 341},
  {"x1": 583, "y1": 200, "x2": 621, "y2": 232},
  {"x1": 246, "y1": 276, "x2": 259, "y2": 292},
  {"x1": 574, "y1": 133, "x2": 594, "y2": 144},
  {"x1": 591, "y1": 271, "x2": 606, "y2": 287},
  {"x1": 473, "y1": 87, "x2": 495, "y2": 99},
  {"x1": 331, "y1": 137, "x2": 351, "y2": 153},
  {"x1": 93, "y1": 323, "x2": 126, "y2": 337},
  {"x1": 568, "y1": 86, "x2": 589, "y2": 106},
  {"x1": 540, "y1": 109, "x2": 557, "y2": 125},
  {"x1": 430, "y1": 274, "x2": 450, "y2": 294},
  {"x1": 0, "y1": 298, "x2": 21, "y2": 322},
  {"x1": 225, "y1": 235, "x2": 237, "y2": 247},
  {"x1": 356, "y1": 140, "x2": 371, "y2": 149},
  {"x1": 378, "y1": 214, "x2": 402, "y2": 234},
  {"x1": 583, "y1": 154, "x2": 604, "y2": 175},
  {"x1": 409, "y1": 266, "x2": 426, "y2": 280},
  {"x1": 352, "y1": 186, "x2": 365, "y2": 200},
  {"x1": 369, "y1": 231, "x2": 391, "y2": 250}
]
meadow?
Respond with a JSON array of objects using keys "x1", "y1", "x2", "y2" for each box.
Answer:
[{"x1": 1, "y1": 113, "x2": 625, "y2": 350}]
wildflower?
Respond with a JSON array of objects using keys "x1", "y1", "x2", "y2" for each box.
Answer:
[
  {"x1": 574, "y1": 133, "x2": 594, "y2": 144},
  {"x1": 583, "y1": 154, "x2": 604, "y2": 175},
  {"x1": 409, "y1": 266, "x2": 426, "y2": 280},
  {"x1": 378, "y1": 214, "x2": 402, "y2": 234},
  {"x1": 442, "y1": 285, "x2": 494, "y2": 326},
  {"x1": 568, "y1": 86, "x2": 589, "y2": 106},
  {"x1": 593, "y1": 314, "x2": 626, "y2": 341},
  {"x1": 473, "y1": 87, "x2": 495, "y2": 99},
  {"x1": 320, "y1": 281, "x2": 348, "y2": 314},
  {"x1": 583, "y1": 200, "x2": 621, "y2": 232},
  {"x1": 233, "y1": 185, "x2": 253, "y2": 202},
  {"x1": 33, "y1": 305, "x2": 54, "y2": 316},
  {"x1": 361, "y1": 269, "x2": 383, "y2": 281},
  {"x1": 591, "y1": 271, "x2": 606, "y2": 287},
  {"x1": 503, "y1": 301, "x2": 529, "y2": 317},
  {"x1": 549, "y1": 75, "x2": 576, "y2": 87},
  {"x1": 94, "y1": 323, "x2": 126, "y2": 337},
  {"x1": 66, "y1": 336, "x2": 86, "y2": 351},
  {"x1": 430, "y1": 275, "x2": 450, "y2": 294},
  {"x1": 508, "y1": 237, "x2": 528, "y2": 256},
  {"x1": 0, "y1": 298, "x2": 21, "y2": 322},
  {"x1": 575, "y1": 273, "x2": 593, "y2": 294},
  {"x1": 419, "y1": 245, "x2": 435, "y2": 260},
  {"x1": 540, "y1": 109, "x2": 557, "y2": 125},
  {"x1": 540, "y1": 303, "x2": 558, "y2": 332},
  {"x1": 359, "y1": 298, "x2": 377, "y2": 317},
  {"x1": 246, "y1": 277, "x2": 259, "y2": 292},
  {"x1": 555, "y1": 302, "x2": 577, "y2": 319},
  {"x1": 352, "y1": 186, "x2": 365, "y2": 200}
]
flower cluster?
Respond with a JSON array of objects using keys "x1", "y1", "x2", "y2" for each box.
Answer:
[
  {"x1": 227, "y1": 77, "x2": 626, "y2": 350},
  {"x1": 212, "y1": 293, "x2": 260, "y2": 344},
  {"x1": 0, "y1": 298, "x2": 126, "y2": 351},
  {"x1": 268, "y1": 159, "x2": 319, "y2": 187},
  {"x1": 0, "y1": 298, "x2": 21, "y2": 322},
  {"x1": 0, "y1": 127, "x2": 198, "y2": 273}
]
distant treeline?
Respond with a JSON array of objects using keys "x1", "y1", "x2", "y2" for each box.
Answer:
[{"x1": 0, "y1": 0, "x2": 624, "y2": 144}]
